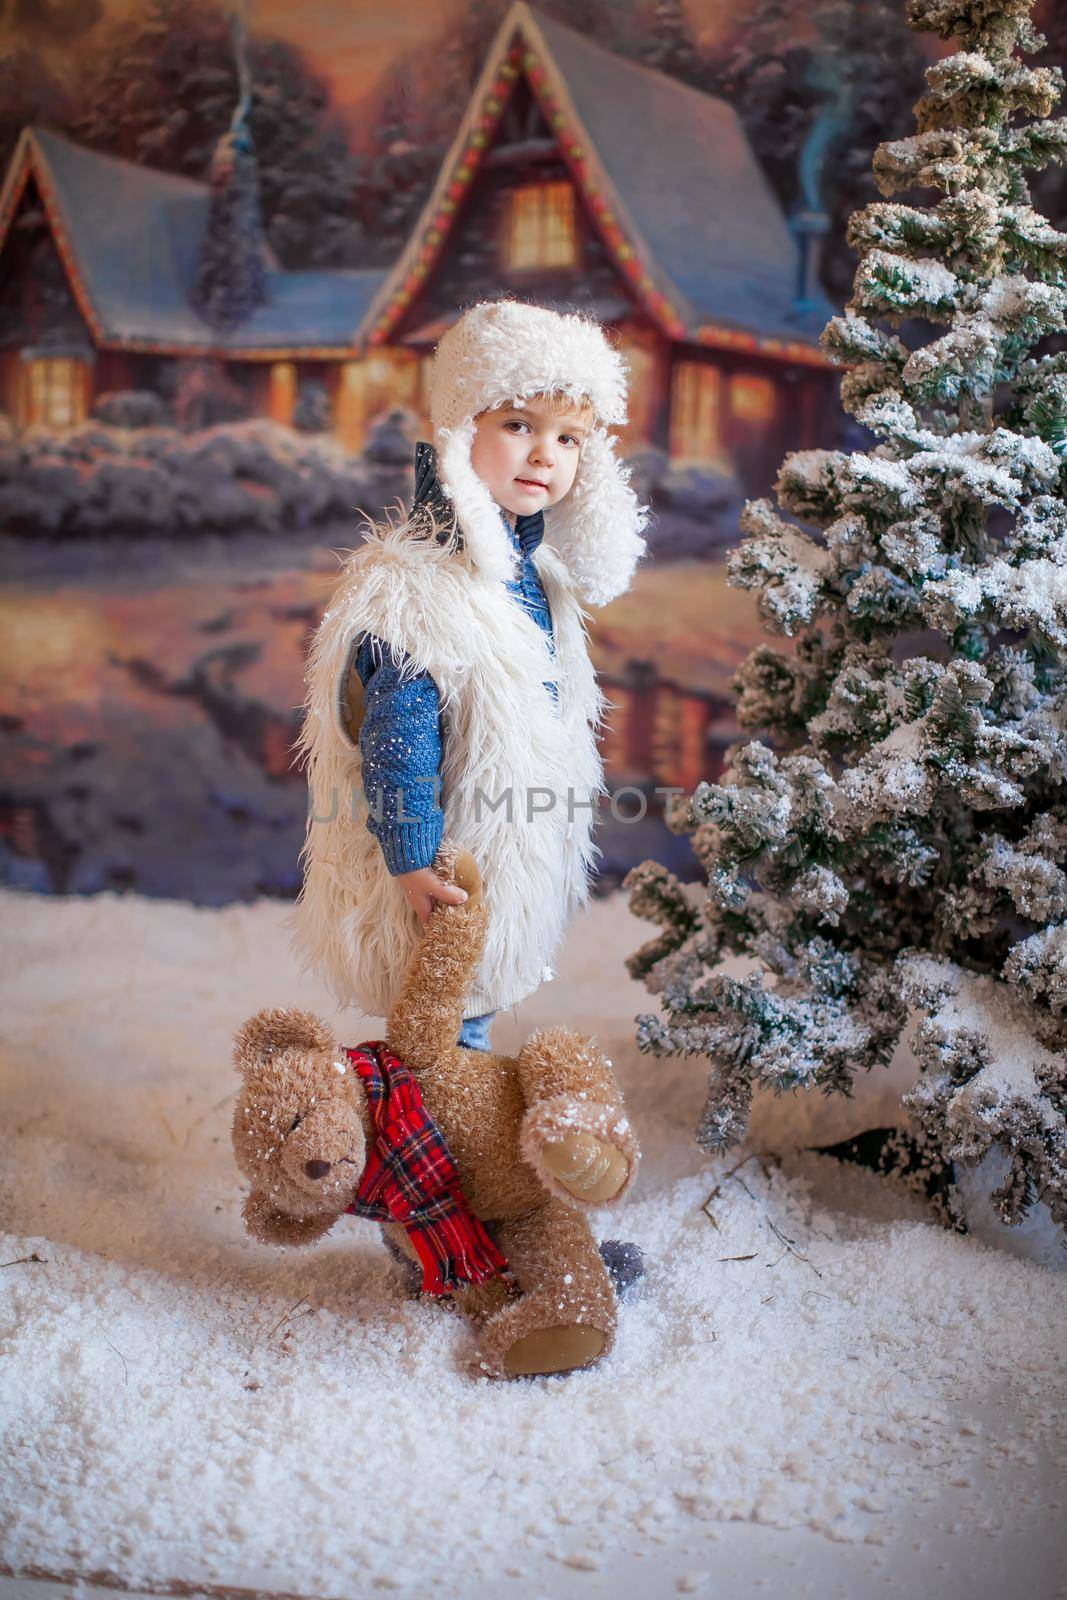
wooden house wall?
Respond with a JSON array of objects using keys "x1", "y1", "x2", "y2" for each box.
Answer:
[
  {"x1": 392, "y1": 82, "x2": 637, "y2": 337},
  {"x1": 664, "y1": 344, "x2": 833, "y2": 494},
  {"x1": 0, "y1": 179, "x2": 93, "y2": 358}
]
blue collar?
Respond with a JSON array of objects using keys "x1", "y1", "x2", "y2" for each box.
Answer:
[
  {"x1": 507, "y1": 508, "x2": 545, "y2": 558},
  {"x1": 413, "y1": 441, "x2": 545, "y2": 558}
]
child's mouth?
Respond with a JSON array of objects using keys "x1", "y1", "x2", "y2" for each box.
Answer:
[{"x1": 515, "y1": 478, "x2": 548, "y2": 492}]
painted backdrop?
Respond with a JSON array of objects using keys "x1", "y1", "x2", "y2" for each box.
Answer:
[{"x1": 1, "y1": 0, "x2": 1060, "y2": 901}]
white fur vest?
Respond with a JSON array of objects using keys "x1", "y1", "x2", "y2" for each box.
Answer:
[{"x1": 287, "y1": 515, "x2": 609, "y2": 1021}]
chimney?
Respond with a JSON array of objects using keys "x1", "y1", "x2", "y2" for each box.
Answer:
[
  {"x1": 191, "y1": 9, "x2": 267, "y2": 332},
  {"x1": 790, "y1": 45, "x2": 850, "y2": 323},
  {"x1": 791, "y1": 207, "x2": 831, "y2": 323}
]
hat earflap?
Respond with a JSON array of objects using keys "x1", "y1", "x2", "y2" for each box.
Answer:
[
  {"x1": 543, "y1": 427, "x2": 650, "y2": 608},
  {"x1": 436, "y1": 420, "x2": 519, "y2": 588}
]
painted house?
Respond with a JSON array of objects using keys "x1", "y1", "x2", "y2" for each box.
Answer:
[{"x1": 0, "y1": 1, "x2": 835, "y2": 490}]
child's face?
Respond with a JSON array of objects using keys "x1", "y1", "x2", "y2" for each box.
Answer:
[{"x1": 470, "y1": 398, "x2": 591, "y2": 516}]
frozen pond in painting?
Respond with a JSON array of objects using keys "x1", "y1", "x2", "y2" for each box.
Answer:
[{"x1": 0, "y1": 530, "x2": 760, "y2": 903}]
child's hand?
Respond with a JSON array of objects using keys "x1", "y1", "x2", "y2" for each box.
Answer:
[{"x1": 398, "y1": 866, "x2": 469, "y2": 925}]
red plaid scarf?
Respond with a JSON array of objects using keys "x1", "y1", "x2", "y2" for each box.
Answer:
[{"x1": 343, "y1": 1041, "x2": 509, "y2": 1295}]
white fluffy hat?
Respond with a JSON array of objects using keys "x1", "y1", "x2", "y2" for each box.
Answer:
[{"x1": 429, "y1": 298, "x2": 649, "y2": 607}]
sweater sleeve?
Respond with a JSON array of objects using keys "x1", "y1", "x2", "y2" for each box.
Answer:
[{"x1": 353, "y1": 632, "x2": 445, "y2": 876}]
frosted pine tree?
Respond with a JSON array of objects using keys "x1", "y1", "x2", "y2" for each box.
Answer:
[{"x1": 625, "y1": 0, "x2": 1067, "y2": 1235}]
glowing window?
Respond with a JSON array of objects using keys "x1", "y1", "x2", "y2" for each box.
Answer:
[
  {"x1": 504, "y1": 181, "x2": 577, "y2": 271},
  {"x1": 614, "y1": 326, "x2": 657, "y2": 453},
  {"x1": 669, "y1": 361, "x2": 725, "y2": 467},
  {"x1": 334, "y1": 350, "x2": 419, "y2": 452},
  {"x1": 28, "y1": 357, "x2": 89, "y2": 430},
  {"x1": 730, "y1": 371, "x2": 777, "y2": 423},
  {"x1": 268, "y1": 361, "x2": 297, "y2": 426}
]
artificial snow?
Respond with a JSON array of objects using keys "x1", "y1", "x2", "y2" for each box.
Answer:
[
  {"x1": 926, "y1": 553, "x2": 1067, "y2": 649},
  {"x1": 900, "y1": 953, "x2": 1064, "y2": 1141},
  {"x1": 1, "y1": 887, "x2": 1065, "y2": 1598},
  {"x1": 841, "y1": 717, "x2": 930, "y2": 815}
]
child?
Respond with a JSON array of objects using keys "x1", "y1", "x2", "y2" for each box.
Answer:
[{"x1": 290, "y1": 298, "x2": 648, "y2": 1052}]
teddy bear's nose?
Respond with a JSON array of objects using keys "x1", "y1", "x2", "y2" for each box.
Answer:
[{"x1": 305, "y1": 1159, "x2": 332, "y2": 1180}]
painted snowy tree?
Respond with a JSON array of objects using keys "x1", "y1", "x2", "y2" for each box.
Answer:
[
  {"x1": 190, "y1": 9, "x2": 266, "y2": 334},
  {"x1": 706, "y1": 0, "x2": 928, "y2": 304},
  {"x1": 625, "y1": 0, "x2": 1067, "y2": 1235},
  {"x1": 191, "y1": 118, "x2": 267, "y2": 333}
]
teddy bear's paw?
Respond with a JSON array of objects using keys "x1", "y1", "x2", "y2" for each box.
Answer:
[
  {"x1": 540, "y1": 1130, "x2": 630, "y2": 1204},
  {"x1": 242, "y1": 1189, "x2": 339, "y2": 1247},
  {"x1": 502, "y1": 1323, "x2": 606, "y2": 1378},
  {"x1": 431, "y1": 840, "x2": 483, "y2": 906},
  {"x1": 520, "y1": 1096, "x2": 639, "y2": 1211},
  {"x1": 480, "y1": 1291, "x2": 614, "y2": 1379}
]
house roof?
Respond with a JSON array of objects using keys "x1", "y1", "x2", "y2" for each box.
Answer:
[
  {"x1": 360, "y1": 1, "x2": 833, "y2": 367},
  {"x1": 0, "y1": 127, "x2": 387, "y2": 358},
  {"x1": 533, "y1": 13, "x2": 830, "y2": 344},
  {"x1": 1, "y1": 10, "x2": 834, "y2": 368}
]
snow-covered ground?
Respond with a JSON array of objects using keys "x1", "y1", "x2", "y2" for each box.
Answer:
[{"x1": 1, "y1": 887, "x2": 1064, "y2": 1600}]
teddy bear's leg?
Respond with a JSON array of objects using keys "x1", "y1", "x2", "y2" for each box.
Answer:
[
  {"x1": 380, "y1": 1223, "x2": 513, "y2": 1319},
  {"x1": 382, "y1": 1222, "x2": 513, "y2": 1319},
  {"x1": 516, "y1": 1026, "x2": 639, "y2": 1209},
  {"x1": 380, "y1": 1223, "x2": 424, "y2": 1295},
  {"x1": 479, "y1": 1199, "x2": 617, "y2": 1378},
  {"x1": 452, "y1": 1275, "x2": 514, "y2": 1324}
]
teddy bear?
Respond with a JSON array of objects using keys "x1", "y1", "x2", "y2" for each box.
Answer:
[{"x1": 232, "y1": 841, "x2": 641, "y2": 1378}]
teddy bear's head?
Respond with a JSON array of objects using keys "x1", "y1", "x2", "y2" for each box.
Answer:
[{"x1": 232, "y1": 1006, "x2": 368, "y2": 1246}]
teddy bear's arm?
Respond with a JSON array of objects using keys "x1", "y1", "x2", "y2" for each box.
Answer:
[
  {"x1": 515, "y1": 1023, "x2": 627, "y2": 1109},
  {"x1": 515, "y1": 1024, "x2": 640, "y2": 1209}
]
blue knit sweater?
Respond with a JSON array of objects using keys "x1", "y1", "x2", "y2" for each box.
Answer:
[{"x1": 354, "y1": 443, "x2": 558, "y2": 876}]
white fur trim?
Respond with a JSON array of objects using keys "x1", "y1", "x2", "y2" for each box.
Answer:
[
  {"x1": 544, "y1": 426, "x2": 650, "y2": 607},
  {"x1": 287, "y1": 524, "x2": 607, "y2": 1021},
  {"x1": 429, "y1": 299, "x2": 650, "y2": 607},
  {"x1": 430, "y1": 300, "x2": 630, "y2": 432}
]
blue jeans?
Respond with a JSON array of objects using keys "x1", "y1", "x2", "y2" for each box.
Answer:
[{"x1": 457, "y1": 1010, "x2": 495, "y2": 1051}]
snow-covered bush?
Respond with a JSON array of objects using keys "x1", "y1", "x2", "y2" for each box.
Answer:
[
  {"x1": 0, "y1": 417, "x2": 373, "y2": 538},
  {"x1": 625, "y1": 0, "x2": 1067, "y2": 1235},
  {"x1": 77, "y1": 458, "x2": 178, "y2": 536},
  {"x1": 92, "y1": 390, "x2": 171, "y2": 429},
  {"x1": 363, "y1": 406, "x2": 418, "y2": 466},
  {"x1": 659, "y1": 462, "x2": 745, "y2": 520},
  {"x1": 293, "y1": 380, "x2": 331, "y2": 433},
  {"x1": 625, "y1": 447, "x2": 748, "y2": 555},
  {"x1": 43, "y1": 423, "x2": 124, "y2": 462},
  {"x1": 624, "y1": 445, "x2": 670, "y2": 507}
]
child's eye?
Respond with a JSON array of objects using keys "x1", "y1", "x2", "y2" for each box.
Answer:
[
  {"x1": 504, "y1": 419, "x2": 529, "y2": 433},
  {"x1": 560, "y1": 434, "x2": 581, "y2": 447}
]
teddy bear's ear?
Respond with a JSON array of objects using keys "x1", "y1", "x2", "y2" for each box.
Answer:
[
  {"x1": 233, "y1": 1007, "x2": 338, "y2": 1077},
  {"x1": 242, "y1": 1188, "x2": 338, "y2": 1247}
]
